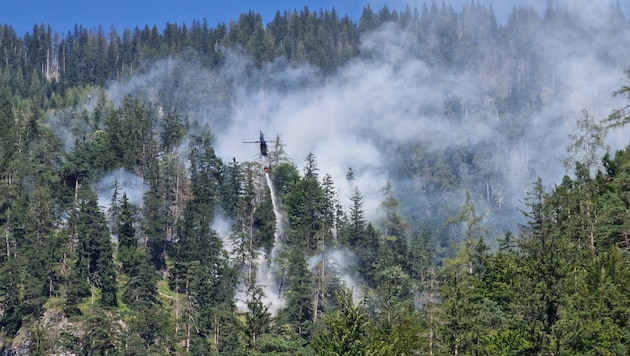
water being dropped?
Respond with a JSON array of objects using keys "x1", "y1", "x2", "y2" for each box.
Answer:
[
  {"x1": 265, "y1": 172, "x2": 283, "y2": 259},
  {"x1": 252, "y1": 171, "x2": 286, "y2": 314}
]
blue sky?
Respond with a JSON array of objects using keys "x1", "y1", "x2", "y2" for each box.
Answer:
[
  {"x1": 1, "y1": 0, "x2": 392, "y2": 35},
  {"x1": 4, "y1": 1, "x2": 626, "y2": 37},
  {"x1": 2, "y1": 0, "x2": 559, "y2": 36}
]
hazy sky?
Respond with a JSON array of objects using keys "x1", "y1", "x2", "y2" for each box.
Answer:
[{"x1": 1, "y1": 0, "x2": 590, "y2": 36}]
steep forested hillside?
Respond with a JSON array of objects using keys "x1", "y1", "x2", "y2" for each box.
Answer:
[{"x1": 1, "y1": 1, "x2": 630, "y2": 354}]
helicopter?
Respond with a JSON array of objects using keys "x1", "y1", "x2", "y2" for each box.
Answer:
[
  {"x1": 243, "y1": 131, "x2": 276, "y2": 172},
  {"x1": 243, "y1": 131, "x2": 274, "y2": 157}
]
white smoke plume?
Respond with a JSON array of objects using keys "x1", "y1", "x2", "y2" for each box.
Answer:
[
  {"x1": 95, "y1": 168, "x2": 147, "y2": 211},
  {"x1": 212, "y1": 212, "x2": 234, "y2": 256},
  {"x1": 100, "y1": 2, "x2": 630, "y2": 239},
  {"x1": 252, "y1": 251, "x2": 286, "y2": 316},
  {"x1": 48, "y1": 0, "x2": 630, "y2": 317},
  {"x1": 308, "y1": 248, "x2": 363, "y2": 302}
]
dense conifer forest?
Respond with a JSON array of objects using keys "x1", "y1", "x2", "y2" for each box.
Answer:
[{"x1": 1, "y1": 1, "x2": 630, "y2": 354}]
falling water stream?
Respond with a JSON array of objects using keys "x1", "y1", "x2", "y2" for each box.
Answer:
[
  {"x1": 253, "y1": 172, "x2": 285, "y2": 314},
  {"x1": 265, "y1": 172, "x2": 283, "y2": 259}
]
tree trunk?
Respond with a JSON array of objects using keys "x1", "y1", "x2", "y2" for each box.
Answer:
[
  {"x1": 185, "y1": 275, "x2": 190, "y2": 353},
  {"x1": 74, "y1": 177, "x2": 79, "y2": 203},
  {"x1": 213, "y1": 315, "x2": 219, "y2": 354}
]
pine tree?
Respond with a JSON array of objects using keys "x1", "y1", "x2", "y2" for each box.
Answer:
[
  {"x1": 347, "y1": 185, "x2": 366, "y2": 247},
  {"x1": 406, "y1": 230, "x2": 433, "y2": 289},
  {"x1": 0, "y1": 92, "x2": 16, "y2": 176},
  {"x1": 379, "y1": 180, "x2": 409, "y2": 266},
  {"x1": 80, "y1": 306, "x2": 119, "y2": 354},
  {"x1": 121, "y1": 251, "x2": 159, "y2": 309},
  {"x1": 116, "y1": 192, "x2": 137, "y2": 273},
  {"x1": 518, "y1": 178, "x2": 569, "y2": 353},
  {"x1": 277, "y1": 246, "x2": 313, "y2": 338},
  {"x1": 71, "y1": 189, "x2": 118, "y2": 308},
  {"x1": 447, "y1": 190, "x2": 487, "y2": 274},
  {"x1": 270, "y1": 162, "x2": 300, "y2": 197},
  {"x1": 143, "y1": 151, "x2": 185, "y2": 271},
  {"x1": 554, "y1": 246, "x2": 630, "y2": 354},
  {"x1": 364, "y1": 223, "x2": 382, "y2": 282},
  {"x1": 311, "y1": 286, "x2": 367, "y2": 355},
  {"x1": 160, "y1": 110, "x2": 186, "y2": 153},
  {"x1": 170, "y1": 128, "x2": 237, "y2": 352},
  {"x1": 0, "y1": 259, "x2": 22, "y2": 336},
  {"x1": 227, "y1": 161, "x2": 258, "y2": 287},
  {"x1": 244, "y1": 284, "x2": 271, "y2": 349},
  {"x1": 285, "y1": 157, "x2": 326, "y2": 252}
]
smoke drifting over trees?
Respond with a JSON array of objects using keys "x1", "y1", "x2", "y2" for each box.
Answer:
[
  {"x1": 3, "y1": 1, "x2": 630, "y2": 354},
  {"x1": 100, "y1": 1, "x2": 630, "y2": 245}
]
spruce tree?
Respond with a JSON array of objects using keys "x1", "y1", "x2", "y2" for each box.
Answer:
[
  {"x1": 72, "y1": 189, "x2": 118, "y2": 308},
  {"x1": 518, "y1": 178, "x2": 569, "y2": 353},
  {"x1": 311, "y1": 286, "x2": 367, "y2": 355}
]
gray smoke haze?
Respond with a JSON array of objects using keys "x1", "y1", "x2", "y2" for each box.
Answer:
[
  {"x1": 95, "y1": 168, "x2": 147, "y2": 211},
  {"x1": 212, "y1": 212, "x2": 234, "y2": 254},
  {"x1": 101, "y1": 2, "x2": 630, "y2": 237},
  {"x1": 33, "y1": 0, "x2": 627, "y2": 316},
  {"x1": 308, "y1": 248, "x2": 363, "y2": 302},
  {"x1": 215, "y1": 17, "x2": 630, "y2": 230},
  {"x1": 252, "y1": 251, "x2": 285, "y2": 315},
  {"x1": 95, "y1": 169, "x2": 147, "y2": 241},
  {"x1": 399, "y1": 0, "x2": 630, "y2": 24}
]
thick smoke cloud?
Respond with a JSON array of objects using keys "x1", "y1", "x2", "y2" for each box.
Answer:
[
  {"x1": 211, "y1": 24, "x2": 501, "y2": 222},
  {"x1": 51, "y1": 0, "x2": 630, "y2": 315},
  {"x1": 102, "y1": 2, "x2": 630, "y2": 236}
]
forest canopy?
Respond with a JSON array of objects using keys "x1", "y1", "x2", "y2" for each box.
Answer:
[{"x1": 1, "y1": 1, "x2": 630, "y2": 354}]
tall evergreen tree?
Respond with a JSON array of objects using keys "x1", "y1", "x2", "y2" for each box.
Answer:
[
  {"x1": 244, "y1": 284, "x2": 271, "y2": 350},
  {"x1": 311, "y1": 286, "x2": 367, "y2": 355},
  {"x1": 518, "y1": 178, "x2": 569, "y2": 353},
  {"x1": 285, "y1": 155, "x2": 326, "y2": 251},
  {"x1": 277, "y1": 246, "x2": 313, "y2": 338},
  {"x1": 348, "y1": 185, "x2": 366, "y2": 246},
  {"x1": 379, "y1": 180, "x2": 409, "y2": 266},
  {"x1": 0, "y1": 92, "x2": 16, "y2": 177},
  {"x1": 116, "y1": 192, "x2": 137, "y2": 272},
  {"x1": 71, "y1": 189, "x2": 118, "y2": 308},
  {"x1": 170, "y1": 127, "x2": 238, "y2": 352}
]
